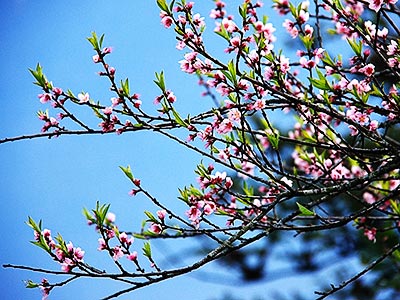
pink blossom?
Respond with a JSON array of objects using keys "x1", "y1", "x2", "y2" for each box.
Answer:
[
  {"x1": 216, "y1": 119, "x2": 234, "y2": 134},
  {"x1": 106, "y1": 212, "x2": 116, "y2": 223},
  {"x1": 97, "y1": 238, "x2": 106, "y2": 251},
  {"x1": 363, "y1": 192, "x2": 377, "y2": 204},
  {"x1": 225, "y1": 177, "x2": 233, "y2": 189},
  {"x1": 112, "y1": 246, "x2": 124, "y2": 261},
  {"x1": 252, "y1": 99, "x2": 266, "y2": 110},
  {"x1": 228, "y1": 108, "x2": 241, "y2": 122},
  {"x1": 157, "y1": 209, "x2": 167, "y2": 220},
  {"x1": 38, "y1": 93, "x2": 52, "y2": 104},
  {"x1": 283, "y1": 19, "x2": 298, "y2": 38},
  {"x1": 200, "y1": 201, "x2": 216, "y2": 215},
  {"x1": 221, "y1": 18, "x2": 237, "y2": 33},
  {"x1": 127, "y1": 251, "x2": 138, "y2": 261},
  {"x1": 111, "y1": 97, "x2": 120, "y2": 107},
  {"x1": 102, "y1": 47, "x2": 113, "y2": 54},
  {"x1": 247, "y1": 50, "x2": 259, "y2": 64},
  {"x1": 78, "y1": 92, "x2": 90, "y2": 103},
  {"x1": 367, "y1": 0, "x2": 384, "y2": 12},
  {"x1": 192, "y1": 13, "x2": 205, "y2": 27},
  {"x1": 364, "y1": 227, "x2": 377, "y2": 242},
  {"x1": 273, "y1": 0, "x2": 290, "y2": 15},
  {"x1": 369, "y1": 120, "x2": 378, "y2": 131},
  {"x1": 186, "y1": 206, "x2": 201, "y2": 222},
  {"x1": 238, "y1": 161, "x2": 255, "y2": 179},
  {"x1": 61, "y1": 258, "x2": 74, "y2": 272},
  {"x1": 348, "y1": 125, "x2": 359, "y2": 136},
  {"x1": 106, "y1": 229, "x2": 115, "y2": 239},
  {"x1": 166, "y1": 90, "x2": 176, "y2": 103},
  {"x1": 264, "y1": 66, "x2": 274, "y2": 80},
  {"x1": 161, "y1": 15, "x2": 173, "y2": 28},
  {"x1": 109, "y1": 67, "x2": 116, "y2": 75},
  {"x1": 49, "y1": 117, "x2": 58, "y2": 126},
  {"x1": 298, "y1": 10, "x2": 309, "y2": 24},
  {"x1": 388, "y1": 40, "x2": 399, "y2": 55},
  {"x1": 52, "y1": 87, "x2": 63, "y2": 96},
  {"x1": 229, "y1": 36, "x2": 241, "y2": 48},
  {"x1": 304, "y1": 24, "x2": 314, "y2": 36},
  {"x1": 102, "y1": 107, "x2": 113, "y2": 115},
  {"x1": 119, "y1": 232, "x2": 134, "y2": 245},
  {"x1": 149, "y1": 223, "x2": 163, "y2": 234},
  {"x1": 74, "y1": 247, "x2": 85, "y2": 261},
  {"x1": 359, "y1": 64, "x2": 375, "y2": 77},
  {"x1": 218, "y1": 148, "x2": 230, "y2": 161},
  {"x1": 92, "y1": 54, "x2": 101, "y2": 63},
  {"x1": 299, "y1": 56, "x2": 316, "y2": 69},
  {"x1": 279, "y1": 55, "x2": 290, "y2": 73}
]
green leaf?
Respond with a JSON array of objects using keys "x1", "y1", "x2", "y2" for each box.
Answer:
[
  {"x1": 238, "y1": 3, "x2": 247, "y2": 19},
  {"x1": 267, "y1": 133, "x2": 280, "y2": 150},
  {"x1": 120, "y1": 165, "x2": 134, "y2": 181},
  {"x1": 93, "y1": 201, "x2": 111, "y2": 225},
  {"x1": 133, "y1": 233, "x2": 147, "y2": 239},
  {"x1": 144, "y1": 211, "x2": 158, "y2": 223},
  {"x1": 296, "y1": 202, "x2": 315, "y2": 216},
  {"x1": 309, "y1": 68, "x2": 330, "y2": 90},
  {"x1": 26, "y1": 216, "x2": 42, "y2": 233},
  {"x1": 227, "y1": 60, "x2": 237, "y2": 85},
  {"x1": 87, "y1": 32, "x2": 100, "y2": 51},
  {"x1": 83, "y1": 207, "x2": 96, "y2": 223},
  {"x1": 154, "y1": 71, "x2": 166, "y2": 91},
  {"x1": 157, "y1": 0, "x2": 169, "y2": 12},
  {"x1": 121, "y1": 78, "x2": 130, "y2": 97},
  {"x1": 30, "y1": 240, "x2": 50, "y2": 253},
  {"x1": 29, "y1": 64, "x2": 47, "y2": 87},
  {"x1": 214, "y1": 25, "x2": 231, "y2": 41},
  {"x1": 347, "y1": 38, "x2": 362, "y2": 56},
  {"x1": 171, "y1": 107, "x2": 188, "y2": 127},
  {"x1": 142, "y1": 241, "x2": 152, "y2": 258},
  {"x1": 25, "y1": 280, "x2": 39, "y2": 289}
]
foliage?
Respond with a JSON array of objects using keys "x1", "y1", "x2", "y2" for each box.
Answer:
[{"x1": 2, "y1": 0, "x2": 400, "y2": 299}]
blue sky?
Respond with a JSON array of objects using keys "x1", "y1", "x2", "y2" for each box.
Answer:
[{"x1": 0, "y1": 1, "x2": 330, "y2": 299}]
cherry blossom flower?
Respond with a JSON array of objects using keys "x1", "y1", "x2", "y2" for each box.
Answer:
[
  {"x1": 112, "y1": 246, "x2": 124, "y2": 261},
  {"x1": 192, "y1": 13, "x2": 205, "y2": 27},
  {"x1": 160, "y1": 14, "x2": 173, "y2": 28},
  {"x1": 127, "y1": 251, "x2": 138, "y2": 261},
  {"x1": 98, "y1": 238, "x2": 106, "y2": 251},
  {"x1": 102, "y1": 107, "x2": 113, "y2": 115},
  {"x1": 74, "y1": 247, "x2": 85, "y2": 261},
  {"x1": 52, "y1": 87, "x2": 63, "y2": 96},
  {"x1": 186, "y1": 206, "x2": 201, "y2": 223},
  {"x1": 157, "y1": 210, "x2": 167, "y2": 220},
  {"x1": 221, "y1": 18, "x2": 237, "y2": 33},
  {"x1": 106, "y1": 212, "x2": 116, "y2": 223},
  {"x1": 38, "y1": 93, "x2": 51, "y2": 104},
  {"x1": 102, "y1": 47, "x2": 113, "y2": 54},
  {"x1": 283, "y1": 19, "x2": 298, "y2": 38},
  {"x1": 149, "y1": 223, "x2": 163, "y2": 234},
  {"x1": 364, "y1": 227, "x2": 377, "y2": 242},
  {"x1": 119, "y1": 232, "x2": 134, "y2": 246},
  {"x1": 78, "y1": 92, "x2": 90, "y2": 103}
]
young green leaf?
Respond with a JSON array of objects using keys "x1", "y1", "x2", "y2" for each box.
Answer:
[
  {"x1": 142, "y1": 241, "x2": 152, "y2": 258},
  {"x1": 120, "y1": 165, "x2": 134, "y2": 181},
  {"x1": 296, "y1": 202, "x2": 315, "y2": 216}
]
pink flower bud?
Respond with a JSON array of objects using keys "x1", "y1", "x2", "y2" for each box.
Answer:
[
  {"x1": 102, "y1": 47, "x2": 113, "y2": 54},
  {"x1": 157, "y1": 210, "x2": 167, "y2": 220},
  {"x1": 127, "y1": 251, "x2": 138, "y2": 261},
  {"x1": 92, "y1": 54, "x2": 101, "y2": 63}
]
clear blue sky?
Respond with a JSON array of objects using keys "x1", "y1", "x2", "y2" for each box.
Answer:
[{"x1": 0, "y1": 1, "x2": 332, "y2": 299}]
